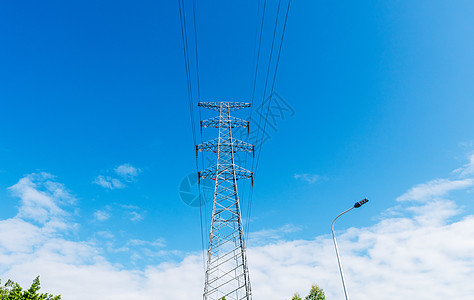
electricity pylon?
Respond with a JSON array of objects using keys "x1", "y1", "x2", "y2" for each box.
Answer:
[{"x1": 197, "y1": 102, "x2": 254, "y2": 300}]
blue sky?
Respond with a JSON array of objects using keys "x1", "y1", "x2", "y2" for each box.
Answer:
[{"x1": 0, "y1": 1, "x2": 474, "y2": 299}]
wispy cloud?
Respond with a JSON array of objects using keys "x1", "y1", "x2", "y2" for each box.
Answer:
[
  {"x1": 114, "y1": 164, "x2": 141, "y2": 181},
  {"x1": 396, "y1": 178, "x2": 473, "y2": 202},
  {"x1": 120, "y1": 204, "x2": 140, "y2": 210},
  {"x1": 93, "y1": 209, "x2": 111, "y2": 221},
  {"x1": 294, "y1": 173, "x2": 322, "y2": 184},
  {"x1": 93, "y1": 163, "x2": 141, "y2": 190},
  {"x1": 119, "y1": 204, "x2": 145, "y2": 222},
  {"x1": 129, "y1": 211, "x2": 144, "y2": 222},
  {"x1": 249, "y1": 224, "x2": 301, "y2": 245},
  {"x1": 95, "y1": 231, "x2": 114, "y2": 239},
  {"x1": 93, "y1": 175, "x2": 125, "y2": 190},
  {"x1": 92, "y1": 204, "x2": 146, "y2": 223},
  {"x1": 127, "y1": 238, "x2": 166, "y2": 248},
  {"x1": 452, "y1": 153, "x2": 474, "y2": 177}
]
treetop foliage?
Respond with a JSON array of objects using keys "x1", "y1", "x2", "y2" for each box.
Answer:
[
  {"x1": 291, "y1": 293, "x2": 303, "y2": 300},
  {"x1": 304, "y1": 284, "x2": 325, "y2": 300},
  {"x1": 0, "y1": 276, "x2": 61, "y2": 300},
  {"x1": 290, "y1": 284, "x2": 325, "y2": 300}
]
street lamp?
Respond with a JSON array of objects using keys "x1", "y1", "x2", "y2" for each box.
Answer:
[{"x1": 331, "y1": 198, "x2": 369, "y2": 300}]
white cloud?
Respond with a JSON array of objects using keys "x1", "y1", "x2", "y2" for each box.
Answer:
[
  {"x1": 246, "y1": 207, "x2": 474, "y2": 300},
  {"x1": 94, "y1": 210, "x2": 111, "y2": 222},
  {"x1": 294, "y1": 173, "x2": 322, "y2": 184},
  {"x1": 396, "y1": 178, "x2": 473, "y2": 202},
  {"x1": 5, "y1": 197, "x2": 471, "y2": 300},
  {"x1": 3, "y1": 202, "x2": 474, "y2": 300},
  {"x1": 92, "y1": 204, "x2": 146, "y2": 223},
  {"x1": 129, "y1": 211, "x2": 144, "y2": 222},
  {"x1": 249, "y1": 224, "x2": 301, "y2": 246},
  {"x1": 121, "y1": 204, "x2": 145, "y2": 222},
  {"x1": 127, "y1": 238, "x2": 166, "y2": 248},
  {"x1": 114, "y1": 164, "x2": 141, "y2": 181},
  {"x1": 453, "y1": 153, "x2": 474, "y2": 177},
  {"x1": 0, "y1": 218, "x2": 42, "y2": 253},
  {"x1": 96, "y1": 231, "x2": 115, "y2": 239},
  {"x1": 120, "y1": 204, "x2": 140, "y2": 210},
  {"x1": 93, "y1": 175, "x2": 125, "y2": 190},
  {"x1": 7, "y1": 172, "x2": 75, "y2": 225},
  {"x1": 93, "y1": 163, "x2": 140, "y2": 190},
  {"x1": 2, "y1": 164, "x2": 474, "y2": 300}
]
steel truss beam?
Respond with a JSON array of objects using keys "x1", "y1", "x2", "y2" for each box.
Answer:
[
  {"x1": 197, "y1": 138, "x2": 254, "y2": 156},
  {"x1": 201, "y1": 116, "x2": 249, "y2": 130},
  {"x1": 198, "y1": 101, "x2": 251, "y2": 112}
]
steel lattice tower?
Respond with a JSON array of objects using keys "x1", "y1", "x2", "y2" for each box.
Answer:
[{"x1": 197, "y1": 102, "x2": 254, "y2": 300}]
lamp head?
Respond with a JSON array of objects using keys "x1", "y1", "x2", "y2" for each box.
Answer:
[{"x1": 354, "y1": 198, "x2": 369, "y2": 208}]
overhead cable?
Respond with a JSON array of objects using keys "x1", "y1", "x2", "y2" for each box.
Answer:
[
  {"x1": 178, "y1": 0, "x2": 207, "y2": 276},
  {"x1": 246, "y1": 0, "x2": 292, "y2": 238}
]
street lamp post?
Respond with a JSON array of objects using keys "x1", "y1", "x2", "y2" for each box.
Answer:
[{"x1": 331, "y1": 198, "x2": 369, "y2": 300}]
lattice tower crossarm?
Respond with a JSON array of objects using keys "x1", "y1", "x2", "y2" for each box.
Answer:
[{"x1": 197, "y1": 102, "x2": 253, "y2": 300}]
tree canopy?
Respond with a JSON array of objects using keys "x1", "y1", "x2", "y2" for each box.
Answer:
[
  {"x1": 291, "y1": 293, "x2": 303, "y2": 300},
  {"x1": 290, "y1": 284, "x2": 325, "y2": 300},
  {"x1": 0, "y1": 276, "x2": 61, "y2": 300},
  {"x1": 304, "y1": 284, "x2": 325, "y2": 300}
]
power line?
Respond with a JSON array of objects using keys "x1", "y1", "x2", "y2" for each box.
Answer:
[
  {"x1": 246, "y1": 0, "x2": 291, "y2": 238},
  {"x1": 178, "y1": 0, "x2": 207, "y2": 276},
  {"x1": 249, "y1": 0, "x2": 267, "y2": 112},
  {"x1": 255, "y1": 0, "x2": 291, "y2": 174},
  {"x1": 243, "y1": 0, "x2": 267, "y2": 240},
  {"x1": 193, "y1": 0, "x2": 201, "y2": 103},
  {"x1": 253, "y1": 0, "x2": 282, "y2": 173},
  {"x1": 192, "y1": 0, "x2": 209, "y2": 275},
  {"x1": 245, "y1": 0, "x2": 282, "y2": 239},
  {"x1": 178, "y1": 0, "x2": 195, "y2": 145}
]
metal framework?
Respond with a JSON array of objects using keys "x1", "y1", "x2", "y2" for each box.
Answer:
[{"x1": 197, "y1": 102, "x2": 253, "y2": 300}]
